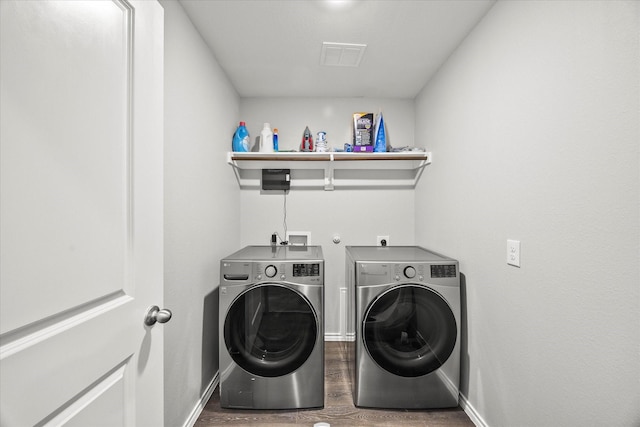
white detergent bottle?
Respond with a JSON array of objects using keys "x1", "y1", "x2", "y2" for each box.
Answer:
[{"x1": 259, "y1": 123, "x2": 274, "y2": 152}]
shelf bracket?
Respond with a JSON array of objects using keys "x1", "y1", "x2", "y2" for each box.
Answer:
[
  {"x1": 324, "y1": 153, "x2": 335, "y2": 191},
  {"x1": 412, "y1": 151, "x2": 431, "y2": 186},
  {"x1": 226, "y1": 152, "x2": 243, "y2": 187}
]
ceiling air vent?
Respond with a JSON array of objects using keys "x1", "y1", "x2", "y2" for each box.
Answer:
[{"x1": 320, "y1": 42, "x2": 367, "y2": 67}]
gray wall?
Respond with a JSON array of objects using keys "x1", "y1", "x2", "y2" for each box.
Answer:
[
  {"x1": 162, "y1": 1, "x2": 240, "y2": 426},
  {"x1": 414, "y1": 1, "x2": 639, "y2": 426}
]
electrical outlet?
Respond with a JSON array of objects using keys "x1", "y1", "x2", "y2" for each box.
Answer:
[
  {"x1": 507, "y1": 239, "x2": 521, "y2": 267},
  {"x1": 377, "y1": 235, "x2": 389, "y2": 247}
]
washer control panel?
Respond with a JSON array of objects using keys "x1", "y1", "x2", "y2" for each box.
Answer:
[{"x1": 252, "y1": 262, "x2": 323, "y2": 284}]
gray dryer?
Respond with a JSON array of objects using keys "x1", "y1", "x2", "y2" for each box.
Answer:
[{"x1": 346, "y1": 246, "x2": 460, "y2": 409}]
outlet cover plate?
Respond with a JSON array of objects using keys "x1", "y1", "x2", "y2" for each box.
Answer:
[{"x1": 507, "y1": 239, "x2": 521, "y2": 267}]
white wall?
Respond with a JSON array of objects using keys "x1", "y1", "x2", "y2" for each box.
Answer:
[
  {"x1": 239, "y1": 98, "x2": 416, "y2": 337},
  {"x1": 414, "y1": 1, "x2": 639, "y2": 426},
  {"x1": 161, "y1": 1, "x2": 240, "y2": 426}
]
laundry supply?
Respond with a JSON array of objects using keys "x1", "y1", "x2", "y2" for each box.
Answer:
[
  {"x1": 352, "y1": 112, "x2": 374, "y2": 152},
  {"x1": 300, "y1": 126, "x2": 314, "y2": 152},
  {"x1": 273, "y1": 128, "x2": 279, "y2": 152},
  {"x1": 373, "y1": 112, "x2": 386, "y2": 152},
  {"x1": 259, "y1": 123, "x2": 274, "y2": 152},
  {"x1": 232, "y1": 121, "x2": 250, "y2": 152},
  {"x1": 316, "y1": 131, "x2": 328, "y2": 152}
]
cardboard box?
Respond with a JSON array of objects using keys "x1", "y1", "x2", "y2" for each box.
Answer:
[{"x1": 353, "y1": 113, "x2": 374, "y2": 151}]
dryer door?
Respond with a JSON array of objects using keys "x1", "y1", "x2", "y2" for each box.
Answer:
[
  {"x1": 363, "y1": 284, "x2": 456, "y2": 377},
  {"x1": 224, "y1": 284, "x2": 318, "y2": 377}
]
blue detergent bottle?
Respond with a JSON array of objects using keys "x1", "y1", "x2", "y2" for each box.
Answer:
[{"x1": 232, "y1": 121, "x2": 250, "y2": 152}]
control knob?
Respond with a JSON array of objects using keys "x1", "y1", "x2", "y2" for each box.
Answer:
[
  {"x1": 265, "y1": 265, "x2": 277, "y2": 278},
  {"x1": 404, "y1": 266, "x2": 416, "y2": 279}
]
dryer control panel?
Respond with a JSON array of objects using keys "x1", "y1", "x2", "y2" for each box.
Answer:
[{"x1": 357, "y1": 262, "x2": 458, "y2": 285}]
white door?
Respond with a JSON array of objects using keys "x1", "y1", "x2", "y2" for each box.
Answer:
[{"x1": 0, "y1": 1, "x2": 165, "y2": 426}]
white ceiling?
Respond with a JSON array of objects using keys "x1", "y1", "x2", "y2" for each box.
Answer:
[{"x1": 178, "y1": 0, "x2": 495, "y2": 98}]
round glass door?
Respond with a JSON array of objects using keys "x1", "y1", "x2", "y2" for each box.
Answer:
[
  {"x1": 224, "y1": 284, "x2": 318, "y2": 377},
  {"x1": 363, "y1": 285, "x2": 456, "y2": 377}
]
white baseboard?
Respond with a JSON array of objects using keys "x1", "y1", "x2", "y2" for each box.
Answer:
[
  {"x1": 459, "y1": 392, "x2": 488, "y2": 427},
  {"x1": 183, "y1": 372, "x2": 219, "y2": 427},
  {"x1": 324, "y1": 333, "x2": 346, "y2": 342},
  {"x1": 324, "y1": 333, "x2": 355, "y2": 342}
]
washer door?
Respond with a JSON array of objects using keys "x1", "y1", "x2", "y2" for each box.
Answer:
[
  {"x1": 224, "y1": 284, "x2": 318, "y2": 377},
  {"x1": 363, "y1": 284, "x2": 457, "y2": 377}
]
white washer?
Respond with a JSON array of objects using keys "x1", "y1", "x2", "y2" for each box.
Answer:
[
  {"x1": 219, "y1": 245, "x2": 324, "y2": 409},
  {"x1": 346, "y1": 246, "x2": 460, "y2": 409}
]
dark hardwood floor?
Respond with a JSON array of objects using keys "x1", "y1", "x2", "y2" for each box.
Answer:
[{"x1": 195, "y1": 342, "x2": 474, "y2": 426}]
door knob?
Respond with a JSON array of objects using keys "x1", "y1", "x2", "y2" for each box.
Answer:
[{"x1": 144, "y1": 305, "x2": 173, "y2": 326}]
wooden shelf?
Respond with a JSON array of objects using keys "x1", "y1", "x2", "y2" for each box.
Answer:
[{"x1": 227, "y1": 151, "x2": 431, "y2": 190}]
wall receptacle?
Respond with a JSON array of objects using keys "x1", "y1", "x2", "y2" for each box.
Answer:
[
  {"x1": 377, "y1": 236, "x2": 389, "y2": 246},
  {"x1": 507, "y1": 239, "x2": 521, "y2": 267}
]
